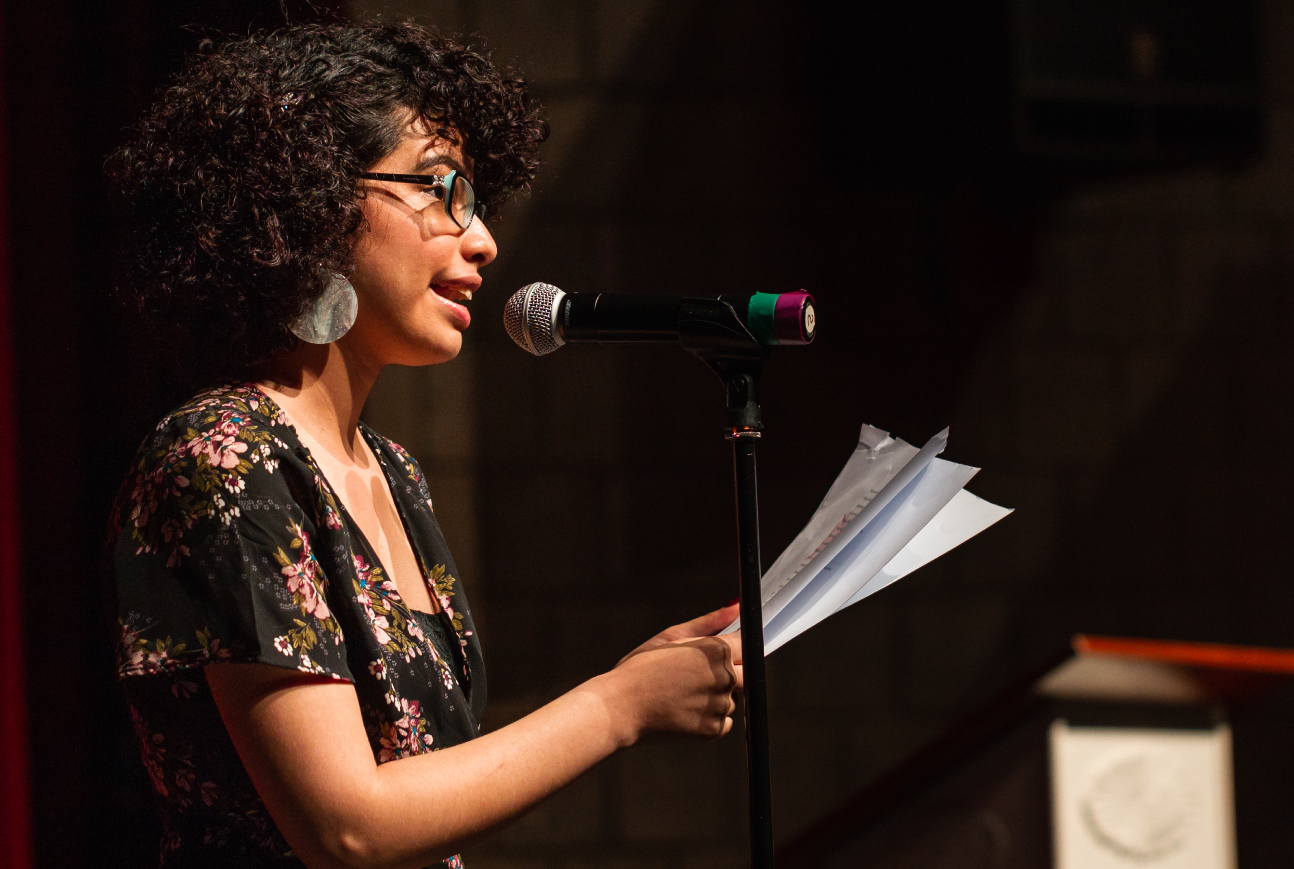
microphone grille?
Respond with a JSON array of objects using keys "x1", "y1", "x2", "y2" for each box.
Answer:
[{"x1": 504, "y1": 282, "x2": 565, "y2": 356}]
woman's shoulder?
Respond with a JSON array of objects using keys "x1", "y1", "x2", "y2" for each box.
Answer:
[
  {"x1": 129, "y1": 383, "x2": 301, "y2": 487},
  {"x1": 160, "y1": 382, "x2": 295, "y2": 443},
  {"x1": 111, "y1": 383, "x2": 352, "y2": 681},
  {"x1": 110, "y1": 383, "x2": 310, "y2": 557}
]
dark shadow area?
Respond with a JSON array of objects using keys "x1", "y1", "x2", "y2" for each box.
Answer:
[{"x1": 3, "y1": 3, "x2": 344, "y2": 865}]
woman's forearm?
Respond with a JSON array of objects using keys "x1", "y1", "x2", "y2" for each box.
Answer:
[
  {"x1": 207, "y1": 616, "x2": 739, "y2": 869},
  {"x1": 209, "y1": 664, "x2": 634, "y2": 869},
  {"x1": 355, "y1": 674, "x2": 630, "y2": 866}
]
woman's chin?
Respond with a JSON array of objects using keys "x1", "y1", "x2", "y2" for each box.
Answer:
[
  {"x1": 340, "y1": 320, "x2": 463, "y2": 367},
  {"x1": 406, "y1": 329, "x2": 463, "y2": 366}
]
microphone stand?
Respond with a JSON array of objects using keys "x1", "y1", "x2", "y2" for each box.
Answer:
[{"x1": 678, "y1": 299, "x2": 776, "y2": 869}]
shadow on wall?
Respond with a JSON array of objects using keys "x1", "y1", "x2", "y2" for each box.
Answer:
[{"x1": 1033, "y1": 235, "x2": 1294, "y2": 646}]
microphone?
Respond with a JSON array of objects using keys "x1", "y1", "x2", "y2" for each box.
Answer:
[{"x1": 504, "y1": 283, "x2": 816, "y2": 356}]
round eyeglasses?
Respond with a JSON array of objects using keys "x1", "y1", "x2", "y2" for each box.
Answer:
[{"x1": 358, "y1": 169, "x2": 482, "y2": 231}]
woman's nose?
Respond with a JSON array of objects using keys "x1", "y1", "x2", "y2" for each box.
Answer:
[{"x1": 461, "y1": 218, "x2": 497, "y2": 267}]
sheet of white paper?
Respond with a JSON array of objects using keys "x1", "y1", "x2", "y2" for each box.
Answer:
[
  {"x1": 757, "y1": 428, "x2": 949, "y2": 630},
  {"x1": 721, "y1": 424, "x2": 1011, "y2": 654},
  {"x1": 839, "y1": 488, "x2": 1013, "y2": 609},
  {"x1": 718, "y1": 424, "x2": 920, "y2": 640},
  {"x1": 754, "y1": 424, "x2": 920, "y2": 607},
  {"x1": 763, "y1": 456, "x2": 976, "y2": 651}
]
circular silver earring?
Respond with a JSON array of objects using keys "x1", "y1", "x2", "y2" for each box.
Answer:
[{"x1": 290, "y1": 272, "x2": 358, "y2": 344}]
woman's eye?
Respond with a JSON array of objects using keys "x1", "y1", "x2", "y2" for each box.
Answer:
[{"x1": 418, "y1": 185, "x2": 446, "y2": 202}]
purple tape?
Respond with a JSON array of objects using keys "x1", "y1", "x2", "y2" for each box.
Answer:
[{"x1": 773, "y1": 291, "x2": 815, "y2": 344}]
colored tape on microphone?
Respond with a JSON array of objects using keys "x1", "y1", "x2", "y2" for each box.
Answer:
[
  {"x1": 746, "y1": 292, "x2": 816, "y2": 345},
  {"x1": 746, "y1": 292, "x2": 779, "y2": 344}
]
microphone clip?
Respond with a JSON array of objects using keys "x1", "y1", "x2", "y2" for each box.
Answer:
[{"x1": 677, "y1": 298, "x2": 769, "y2": 438}]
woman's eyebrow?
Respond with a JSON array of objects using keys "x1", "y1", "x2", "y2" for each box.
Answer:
[{"x1": 411, "y1": 152, "x2": 467, "y2": 175}]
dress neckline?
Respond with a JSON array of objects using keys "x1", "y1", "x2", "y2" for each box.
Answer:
[{"x1": 245, "y1": 382, "x2": 447, "y2": 623}]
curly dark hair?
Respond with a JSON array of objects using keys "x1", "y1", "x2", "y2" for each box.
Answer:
[{"x1": 108, "y1": 22, "x2": 547, "y2": 384}]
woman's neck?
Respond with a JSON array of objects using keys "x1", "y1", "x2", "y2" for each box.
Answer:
[{"x1": 256, "y1": 340, "x2": 382, "y2": 461}]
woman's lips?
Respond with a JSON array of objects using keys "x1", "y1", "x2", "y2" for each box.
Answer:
[{"x1": 431, "y1": 284, "x2": 472, "y2": 328}]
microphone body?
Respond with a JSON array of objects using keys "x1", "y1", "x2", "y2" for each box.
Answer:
[
  {"x1": 505, "y1": 283, "x2": 816, "y2": 356},
  {"x1": 559, "y1": 292, "x2": 682, "y2": 342}
]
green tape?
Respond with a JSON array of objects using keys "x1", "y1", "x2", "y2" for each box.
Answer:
[{"x1": 746, "y1": 292, "x2": 779, "y2": 345}]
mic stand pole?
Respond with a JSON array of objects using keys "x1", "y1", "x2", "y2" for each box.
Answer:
[{"x1": 678, "y1": 299, "x2": 776, "y2": 869}]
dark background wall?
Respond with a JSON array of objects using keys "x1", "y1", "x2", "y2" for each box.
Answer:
[
  {"x1": 3, "y1": 0, "x2": 1293, "y2": 867},
  {"x1": 1, "y1": 4, "x2": 347, "y2": 865}
]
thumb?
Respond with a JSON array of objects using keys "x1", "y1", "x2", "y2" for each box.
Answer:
[{"x1": 668, "y1": 602, "x2": 741, "y2": 640}]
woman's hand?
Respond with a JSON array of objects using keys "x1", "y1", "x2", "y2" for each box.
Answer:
[
  {"x1": 616, "y1": 602, "x2": 740, "y2": 665},
  {"x1": 598, "y1": 603, "x2": 744, "y2": 745}
]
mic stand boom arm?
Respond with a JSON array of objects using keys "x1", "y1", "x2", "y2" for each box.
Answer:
[{"x1": 678, "y1": 299, "x2": 776, "y2": 869}]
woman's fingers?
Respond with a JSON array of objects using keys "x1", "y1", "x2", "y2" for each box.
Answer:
[
  {"x1": 688, "y1": 636, "x2": 743, "y2": 693},
  {"x1": 616, "y1": 603, "x2": 741, "y2": 666},
  {"x1": 615, "y1": 632, "x2": 747, "y2": 742},
  {"x1": 664, "y1": 602, "x2": 741, "y2": 641},
  {"x1": 717, "y1": 631, "x2": 744, "y2": 666}
]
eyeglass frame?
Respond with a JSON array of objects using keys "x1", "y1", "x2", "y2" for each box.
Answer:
[{"x1": 356, "y1": 169, "x2": 484, "y2": 231}]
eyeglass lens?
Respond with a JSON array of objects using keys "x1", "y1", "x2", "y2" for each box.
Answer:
[{"x1": 447, "y1": 172, "x2": 476, "y2": 230}]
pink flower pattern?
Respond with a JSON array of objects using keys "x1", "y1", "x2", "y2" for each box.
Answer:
[
  {"x1": 352, "y1": 555, "x2": 427, "y2": 664},
  {"x1": 270, "y1": 524, "x2": 344, "y2": 670},
  {"x1": 277, "y1": 525, "x2": 332, "y2": 621},
  {"x1": 377, "y1": 698, "x2": 436, "y2": 762}
]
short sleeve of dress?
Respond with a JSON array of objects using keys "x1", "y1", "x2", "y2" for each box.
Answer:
[{"x1": 110, "y1": 392, "x2": 352, "y2": 682}]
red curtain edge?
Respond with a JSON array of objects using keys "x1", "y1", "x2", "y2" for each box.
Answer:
[{"x1": 0, "y1": 3, "x2": 34, "y2": 867}]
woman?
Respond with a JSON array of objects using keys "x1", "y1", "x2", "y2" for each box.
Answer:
[{"x1": 107, "y1": 22, "x2": 743, "y2": 869}]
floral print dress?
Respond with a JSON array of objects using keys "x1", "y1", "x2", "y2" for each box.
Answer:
[{"x1": 108, "y1": 384, "x2": 485, "y2": 869}]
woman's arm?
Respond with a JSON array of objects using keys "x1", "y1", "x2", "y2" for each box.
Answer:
[{"x1": 205, "y1": 605, "x2": 742, "y2": 869}]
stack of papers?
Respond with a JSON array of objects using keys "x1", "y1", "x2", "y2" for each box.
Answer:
[{"x1": 722, "y1": 425, "x2": 1012, "y2": 654}]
